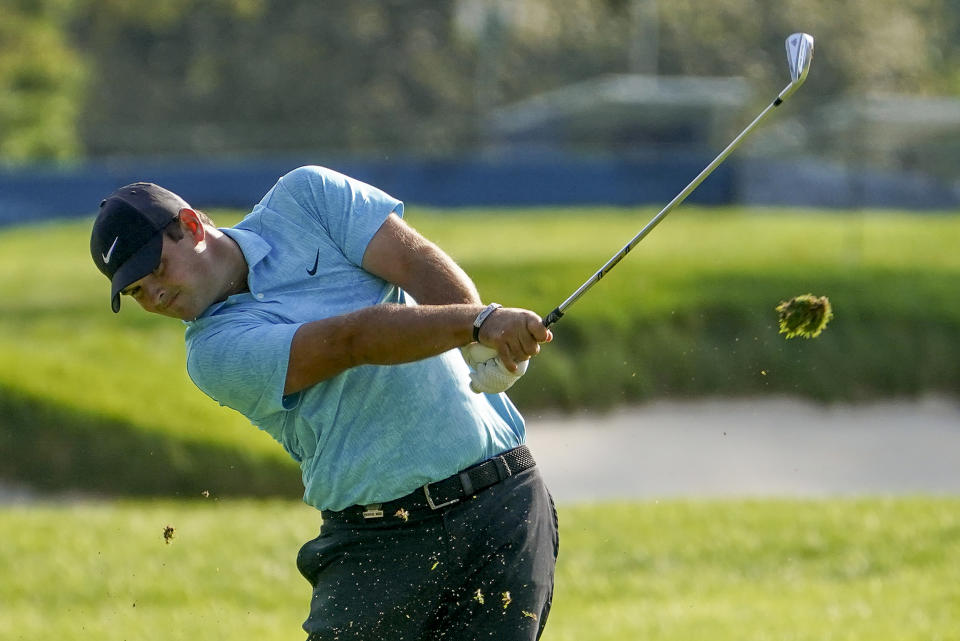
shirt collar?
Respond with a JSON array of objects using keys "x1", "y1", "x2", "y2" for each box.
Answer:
[
  {"x1": 222, "y1": 226, "x2": 271, "y2": 268},
  {"x1": 189, "y1": 227, "x2": 272, "y2": 321}
]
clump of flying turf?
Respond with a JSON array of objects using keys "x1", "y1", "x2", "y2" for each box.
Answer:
[{"x1": 775, "y1": 294, "x2": 833, "y2": 339}]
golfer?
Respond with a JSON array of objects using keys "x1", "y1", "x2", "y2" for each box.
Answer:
[{"x1": 90, "y1": 166, "x2": 557, "y2": 640}]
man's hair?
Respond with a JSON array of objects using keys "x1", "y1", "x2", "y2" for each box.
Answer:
[{"x1": 163, "y1": 209, "x2": 215, "y2": 241}]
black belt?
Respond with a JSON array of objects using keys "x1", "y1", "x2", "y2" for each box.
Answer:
[{"x1": 322, "y1": 445, "x2": 536, "y2": 524}]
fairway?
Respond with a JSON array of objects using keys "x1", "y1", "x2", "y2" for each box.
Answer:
[{"x1": 1, "y1": 497, "x2": 958, "y2": 641}]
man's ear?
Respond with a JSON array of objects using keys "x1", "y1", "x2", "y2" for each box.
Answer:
[{"x1": 179, "y1": 208, "x2": 206, "y2": 243}]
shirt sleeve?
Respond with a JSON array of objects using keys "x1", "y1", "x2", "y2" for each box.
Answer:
[
  {"x1": 185, "y1": 317, "x2": 303, "y2": 421},
  {"x1": 269, "y1": 166, "x2": 404, "y2": 266}
]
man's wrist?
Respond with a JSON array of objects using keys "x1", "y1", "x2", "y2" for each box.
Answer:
[{"x1": 472, "y1": 303, "x2": 502, "y2": 342}]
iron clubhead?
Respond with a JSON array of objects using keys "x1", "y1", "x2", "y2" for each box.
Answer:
[{"x1": 786, "y1": 33, "x2": 814, "y2": 85}]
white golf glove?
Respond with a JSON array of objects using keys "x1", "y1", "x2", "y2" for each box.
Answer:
[{"x1": 460, "y1": 343, "x2": 529, "y2": 394}]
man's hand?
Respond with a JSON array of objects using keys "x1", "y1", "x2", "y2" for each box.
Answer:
[
  {"x1": 474, "y1": 307, "x2": 552, "y2": 373},
  {"x1": 462, "y1": 306, "x2": 552, "y2": 393}
]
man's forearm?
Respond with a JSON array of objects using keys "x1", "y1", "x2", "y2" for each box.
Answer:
[
  {"x1": 341, "y1": 303, "x2": 479, "y2": 364},
  {"x1": 285, "y1": 303, "x2": 481, "y2": 395}
]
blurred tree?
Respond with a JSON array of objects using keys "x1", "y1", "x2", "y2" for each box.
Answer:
[
  {"x1": 52, "y1": 0, "x2": 960, "y2": 158},
  {"x1": 0, "y1": 0, "x2": 87, "y2": 162},
  {"x1": 75, "y1": 0, "x2": 475, "y2": 156},
  {"x1": 488, "y1": 0, "x2": 952, "y2": 100}
]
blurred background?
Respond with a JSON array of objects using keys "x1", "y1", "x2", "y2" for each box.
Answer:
[{"x1": 4, "y1": 0, "x2": 960, "y2": 221}]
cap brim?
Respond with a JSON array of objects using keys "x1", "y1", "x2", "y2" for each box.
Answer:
[{"x1": 109, "y1": 232, "x2": 164, "y2": 313}]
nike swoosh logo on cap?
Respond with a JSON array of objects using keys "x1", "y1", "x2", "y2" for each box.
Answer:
[
  {"x1": 102, "y1": 236, "x2": 119, "y2": 264},
  {"x1": 306, "y1": 249, "x2": 320, "y2": 276}
]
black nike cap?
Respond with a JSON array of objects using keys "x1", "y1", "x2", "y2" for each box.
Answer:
[{"x1": 90, "y1": 182, "x2": 188, "y2": 312}]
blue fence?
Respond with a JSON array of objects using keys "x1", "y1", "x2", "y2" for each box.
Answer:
[{"x1": 2, "y1": 153, "x2": 957, "y2": 227}]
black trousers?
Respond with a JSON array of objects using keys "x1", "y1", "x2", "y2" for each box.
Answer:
[{"x1": 297, "y1": 464, "x2": 559, "y2": 640}]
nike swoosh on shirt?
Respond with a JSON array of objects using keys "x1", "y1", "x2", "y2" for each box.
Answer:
[
  {"x1": 306, "y1": 249, "x2": 320, "y2": 276},
  {"x1": 102, "y1": 236, "x2": 119, "y2": 264}
]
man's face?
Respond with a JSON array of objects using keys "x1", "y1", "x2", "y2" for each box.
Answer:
[{"x1": 120, "y1": 229, "x2": 214, "y2": 321}]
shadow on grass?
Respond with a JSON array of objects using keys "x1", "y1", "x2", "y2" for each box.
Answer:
[{"x1": 0, "y1": 386, "x2": 302, "y2": 499}]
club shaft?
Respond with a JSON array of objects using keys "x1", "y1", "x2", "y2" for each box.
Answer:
[{"x1": 543, "y1": 84, "x2": 793, "y2": 328}]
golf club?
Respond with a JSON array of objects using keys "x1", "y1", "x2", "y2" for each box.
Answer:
[{"x1": 543, "y1": 32, "x2": 815, "y2": 328}]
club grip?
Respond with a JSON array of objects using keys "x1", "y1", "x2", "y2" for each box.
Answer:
[{"x1": 543, "y1": 307, "x2": 564, "y2": 328}]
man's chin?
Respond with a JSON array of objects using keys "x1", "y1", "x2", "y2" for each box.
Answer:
[
  {"x1": 161, "y1": 293, "x2": 194, "y2": 320},
  {"x1": 169, "y1": 306, "x2": 197, "y2": 321}
]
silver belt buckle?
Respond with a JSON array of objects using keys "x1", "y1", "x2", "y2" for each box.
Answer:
[
  {"x1": 423, "y1": 484, "x2": 459, "y2": 510},
  {"x1": 362, "y1": 504, "x2": 384, "y2": 519}
]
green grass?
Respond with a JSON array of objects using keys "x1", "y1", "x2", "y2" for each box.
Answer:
[
  {"x1": 1, "y1": 207, "x2": 958, "y2": 496},
  {"x1": 1, "y1": 497, "x2": 958, "y2": 640}
]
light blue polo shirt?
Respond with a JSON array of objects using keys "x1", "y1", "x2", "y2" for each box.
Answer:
[{"x1": 184, "y1": 166, "x2": 525, "y2": 511}]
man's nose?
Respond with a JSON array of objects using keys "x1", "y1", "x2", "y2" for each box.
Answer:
[{"x1": 143, "y1": 278, "x2": 166, "y2": 308}]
